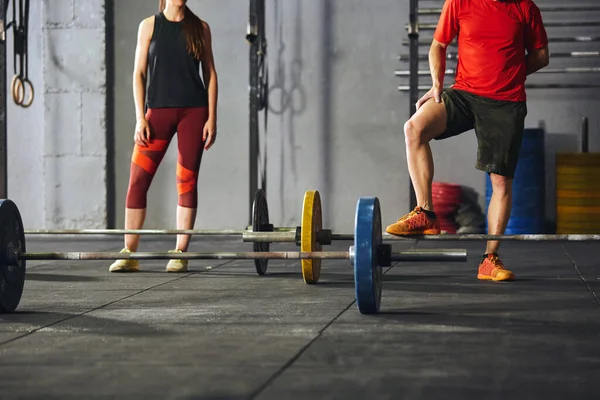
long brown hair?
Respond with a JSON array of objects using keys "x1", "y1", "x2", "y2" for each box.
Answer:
[{"x1": 159, "y1": 0, "x2": 205, "y2": 60}]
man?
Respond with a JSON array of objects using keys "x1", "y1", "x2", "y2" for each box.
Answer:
[{"x1": 386, "y1": 0, "x2": 549, "y2": 281}]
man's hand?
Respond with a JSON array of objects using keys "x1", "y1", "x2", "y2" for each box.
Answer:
[
  {"x1": 203, "y1": 118, "x2": 217, "y2": 150},
  {"x1": 134, "y1": 117, "x2": 151, "y2": 147},
  {"x1": 416, "y1": 86, "x2": 443, "y2": 111}
]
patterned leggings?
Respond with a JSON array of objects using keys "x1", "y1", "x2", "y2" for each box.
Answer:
[{"x1": 126, "y1": 107, "x2": 208, "y2": 209}]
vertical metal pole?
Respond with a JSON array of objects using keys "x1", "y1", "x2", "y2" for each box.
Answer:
[
  {"x1": 0, "y1": 0, "x2": 7, "y2": 199},
  {"x1": 408, "y1": 0, "x2": 419, "y2": 210},
  {"x1": 581, "y1": 116, "x2": 589, "y2": 153},
  {"x1": 105, "y1": 0, "x2": 116, "y2": 228},
  {"x1": 248, "y1": 0, "x2": 259, "y2": 225},
  {"x1": 248, "y1": 0, "x2": 267, "y2": 225}
]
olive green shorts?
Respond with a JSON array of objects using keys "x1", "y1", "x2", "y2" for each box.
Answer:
[{"x1": 435, "y1": 88, "x2": 528, "y2": 178}]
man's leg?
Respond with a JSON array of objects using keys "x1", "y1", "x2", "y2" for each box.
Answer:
[
  {"x1": 472, "y1": 95, "x2": 526, "y2": 282},
  {"x1": 486, "y1": 173, "x2": 513, "y2": 254},
  {"x1": 387, "y1": 89, "x2": 473, "y2": 236},
  {"x1": 477, "y1": 174, "x2": 516, "y2": 282},
  {"x1": 404, "y1": 99, "x2": 448, "y2": 211}
]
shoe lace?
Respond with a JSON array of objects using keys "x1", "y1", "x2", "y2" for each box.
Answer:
[
  {"x1": 397, "y1": 207, "x2": 423, "y2": 223},
  {"x1": 488, "y1": 254, "x2": 504, "y2": 268}
]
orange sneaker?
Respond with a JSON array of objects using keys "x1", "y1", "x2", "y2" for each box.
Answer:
[
  {"x1": 386, "y1": 206, "x2": 441, "y2": 236},
  {"x1": 477, "y1": 253, "x2": 515, "y2": 282}
]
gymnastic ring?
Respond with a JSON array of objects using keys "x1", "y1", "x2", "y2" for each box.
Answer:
[
  {"x1": 20, "y1": 78, "x2": 35, "y2": 108},
  {"x1": 11, "y1": 75, "x2": 24, "y2": 106}
]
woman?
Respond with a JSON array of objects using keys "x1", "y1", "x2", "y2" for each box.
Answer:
[{"x1": 109, "y1": 0, "x2": 218, "y2": 273}]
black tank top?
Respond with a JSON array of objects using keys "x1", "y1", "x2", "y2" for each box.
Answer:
[{"x1": 145, "y1": 12, "x2": 208, "y2": 109}]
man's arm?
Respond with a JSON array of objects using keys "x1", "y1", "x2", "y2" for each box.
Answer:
[
  {"x1": 429, "y1": 39, "x2": 448, "y2": 92},
  {"x1": 524, "y1": 4, "x2": 549, "y2": 75},
  {"x1": 525, "y1": 45, "x2": 549, "y2": 75},
  {"x1": 416, "y1": 0, "x2": 457, "y2": 108}
]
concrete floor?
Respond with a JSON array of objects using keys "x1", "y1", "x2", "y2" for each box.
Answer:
[{"x1": 1, "y1": 236, "x2": 599, "y2": 399}]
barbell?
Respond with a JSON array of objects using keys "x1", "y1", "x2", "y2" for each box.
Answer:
[
  {"x1": 417, "y1": 6, "x2": 600, "y2": 14},
  {"x1": 0, "y1": 196, "x2": 467, "y2": 315},
  {"x1": 7, "y1": 189, "x2": 599, "y2": 315},
  {"x1": 22, "y1": 187, "x2": 600, "y2": 284},
  {"x1": 17, "y1": 189, "x2": 468, "y2": 281}
]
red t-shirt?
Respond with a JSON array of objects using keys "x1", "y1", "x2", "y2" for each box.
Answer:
[{"x1": 434, "y1": 0, "x2": 548, "y2": 102}]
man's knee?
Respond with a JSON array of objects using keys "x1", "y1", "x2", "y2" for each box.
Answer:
[
  {"x1": 490, "y1": 173, "x2": 512, "y2": 197},
  {"x1": 404, "y1": 119, "x2": 428, "y2": 146}
]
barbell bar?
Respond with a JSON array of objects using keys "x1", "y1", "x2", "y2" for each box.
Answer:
[
  {"x1": 417, "y1": 6, "x2": 600, "y2": 14},
  {"x1": 398, "y1": 51, "x2": 600, "y2": 61},
  {"x1": 24, "y1": 189, "x2": 600, "y2": 245},
  {"x1": 245, "y1": 233, "x2": 600, "y2": 242},
  {"x1": 395, "y1": 67, "x2": 600, "y2": 76},
  {"x1": 411, "y1": 21, "x2": 600, "y2": 30},
  {"x1": 0, "y1": 197, "x2": 468, "y2": 315},
  {"x1": 9, "y1": 249, "x2": 467, "y2": 262},
  {"x1": 23, "y1": 228, "x2": 295, "y2": 235},
  {"x1": 401, "y1": 36, "x2": 600, "y2": 46},
  {"x1": 22, "y1": 190, "x2": 294, "y2": 237},
  {"x1": 398, "y1": 84, "x2": 600, "y2": 91}
]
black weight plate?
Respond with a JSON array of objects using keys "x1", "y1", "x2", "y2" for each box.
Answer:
[
  {"x1": 0, "y1": 199, "x2": 26, "y2": 313},
  {"x1": 252, "y1": 189, "x2": 270, "y2": 275}
]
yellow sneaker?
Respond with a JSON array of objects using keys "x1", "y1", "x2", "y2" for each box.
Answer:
[
  {"x1": 108, "y1": 248, "x2": 140, "y2": 273},
  {"x1": 166, "y1": 249, "x2": 188, "y2": 273}
]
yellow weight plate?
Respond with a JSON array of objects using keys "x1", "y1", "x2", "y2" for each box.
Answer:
[
  {"x1": 556, "y1": 197, "x2": 600, "y2": 207},
  {"x1": 556, "y1": 181, "x2": 600, "y2": 191},
  {"x1": 557, "y1": 205, "x2": 600, "y2": 215},
  {"x1": 301, "y1": 190, "x2": 322, "y2": 284},
  {"x1": 556, "y1": 190, "x2": 600, "y2": 199},
  {"x1": 556, "y1": 166, "x2": 600, "y2": 176},
  {"x1": 557, "y1": 225, "x2": 600, "y2": 234},
  {"x1": 556, "y1": 153, "x2": 600, "y2": 166},
  {"x1": 556, "y1": 173, "x2": 600, "y2": 181},
  {"x1": 557, "y1": 221, "x2": 600, "y2": 229},
  {"x1": 556, "y1": 173, "x2": 600, "y2": 190},
  {"x1": 557, "y1": 214, "x2": 600, "y2": 223}
]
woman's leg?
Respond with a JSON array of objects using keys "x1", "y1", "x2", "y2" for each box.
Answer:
[
  {"x1": 124, "y1": 108, "x2": 177, "y2": 251},
  {"x1": 173, "y1": 107, "x2": 208, "y2": 252}
]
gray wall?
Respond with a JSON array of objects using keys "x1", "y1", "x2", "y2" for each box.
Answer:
[
  {"x1": 114, "y1": 0, "x2": 414, "y2": 232},
  {"x1": 7, "y1": 0, "x2": 107, "y2": 229},
  {"x1": 7, "y1": 0, "x2": 44, "y2": 228},
  {"x1": 7, "y1": 0, "x2": 600, "y2": 231},
  {"x1": 113, "y1": 0, "x2": 600, "y2": 233}
]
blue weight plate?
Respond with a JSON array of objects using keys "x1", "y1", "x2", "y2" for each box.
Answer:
[
  {"x1": 507, "y1": 217, "x2": 545, "y2": 228},
  {"x1": 523, "y1": 128, "x2": 545, "y2": 137},
  {"x1": 0, "y1": 199, "x2": 26, "y2": 313},
  {"x1": 354, "y1": 197, "x2": 383, "y2": 315}
]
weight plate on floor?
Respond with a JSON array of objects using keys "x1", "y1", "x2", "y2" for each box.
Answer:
[
  {"x1": 0, "y1": 199, "x2": 26, "y2": 313},
  {"x1": 252, "y1": 189, "x2": 270, "y2": 275},
  {"x1": 557, "y1": 197, "x2": 600, "y2": 207},
  {"x1": 556, "y1": 153, "x2": 600, "y2": 167},
  {"x1": 557, "y1": 205, "x2": 600, "y2": 215},
  {"x1": 301, "y1": 190, "x2": 322, "y2": 284},
  {"x1": 354, "y1": 197, "x2": 383, "y2": 315}
]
